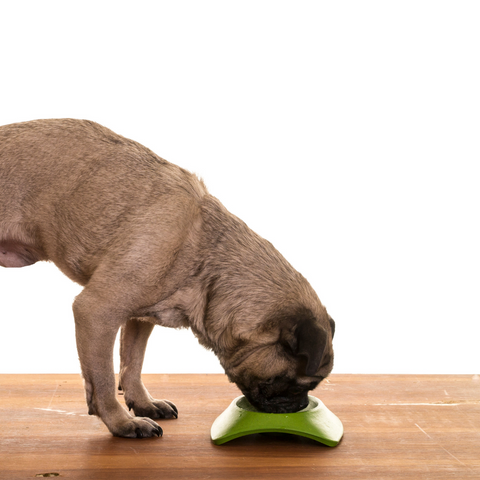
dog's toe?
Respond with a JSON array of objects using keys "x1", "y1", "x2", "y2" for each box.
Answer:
[
  {"x1": 153, "y1": 400, "x2": 178, "y2": 419},
  {"x1": 129, "y1": 399, "x2": 178, "y2": 420},
  {"x1": 151, "y1": 399, "x2": 178, "y2": 419},
  {"x1": 164, "y1": 400, "x2": 178, "y2": 417},
  {"x1": 112, "y1": 417, "x2": 163, "y2": 439}
]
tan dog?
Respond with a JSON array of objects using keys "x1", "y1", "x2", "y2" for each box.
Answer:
[{"x1": 0, "y1": 119, "x2": 335, "y2": 438}]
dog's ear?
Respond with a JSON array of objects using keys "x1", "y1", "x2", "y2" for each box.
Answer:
[
  {"x1": 295, "y1": 319, "x2": 327, "y2": 376},
  {"x1": 281, "y1": 312, "x2": 327, "y2": 376},
  {"x1": 328, "y1": 315, "x2": 335, "y2": 339}
]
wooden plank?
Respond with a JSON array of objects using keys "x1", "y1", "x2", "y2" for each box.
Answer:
[{"x1": 0, "y1": 374, "x2": 479, "y2": 479}]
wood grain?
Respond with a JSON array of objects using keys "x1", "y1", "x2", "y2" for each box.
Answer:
[{"x1": 0, "y1": 374, "x2": 479, "y2": 479}]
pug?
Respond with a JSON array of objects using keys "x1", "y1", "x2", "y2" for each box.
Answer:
[{"x1": 0, "y1": 119, "x2": 335, "y2": 438}]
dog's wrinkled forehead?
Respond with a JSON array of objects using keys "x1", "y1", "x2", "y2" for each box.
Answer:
[
  {"x1": 226, "y1": 306, "x2": 335, "y2": 386},
  {"x1": 230, "y1": 343, "x2": 296, "y2": 381}
]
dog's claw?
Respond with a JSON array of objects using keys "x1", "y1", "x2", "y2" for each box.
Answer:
[
  {"x1": 165, "y1": 400, "x2": 178, "y2": 417},
  {"x1": 126, "y1": 398, "x2": 178, "y2": 420},
  {"x1": 134, "y1": 425, "x2": 162, "y2": 438},
  {"x1": 154, "y1": 401, "x2": 178, "y2": 419},
  {"x1": 113, "y1": 418, "x2": 162, "y2": 439}
]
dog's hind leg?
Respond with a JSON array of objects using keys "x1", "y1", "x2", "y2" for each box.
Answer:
[
  {"x1": 73, "y1": 291, "x2": 163, "y2": 438},
  {"x1": 119, "y1": 319, "x2": 178, "y2": 420}
]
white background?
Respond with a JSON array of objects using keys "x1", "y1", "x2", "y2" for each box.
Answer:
[{"x1": 0, "y1": 1, "x2": 478, "y2": 374}]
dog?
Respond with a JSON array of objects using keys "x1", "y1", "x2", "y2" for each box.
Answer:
[{"x1": 0, "y1": 119, "x2": 335, "y2": 438}]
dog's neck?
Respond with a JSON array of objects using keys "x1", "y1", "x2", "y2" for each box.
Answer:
[
  {"x1": 176, "y1": 196, "x2": 315, "y2": 357},
  {"x1": 141, "y1": 194, "x2": 322, "y2": 372}
]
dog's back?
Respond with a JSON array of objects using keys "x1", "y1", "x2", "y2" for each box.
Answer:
[{"x1": 0, "y1": 119, "x2": 207, "y2": 283}]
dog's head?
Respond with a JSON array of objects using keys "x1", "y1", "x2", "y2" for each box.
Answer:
[
  {"x1": 189, "y1": 195, "x2": 335, "y2": 413},
  {"x1": 223, "y1": 307, "x2": 335, "y2": 413}
]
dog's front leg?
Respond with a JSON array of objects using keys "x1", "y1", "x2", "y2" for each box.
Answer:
[
  {"x1": 73, "y1": 293, "x2": 162, "y2": 438},
  {"x1": 119, "y1": 319, "x2": 178, "y2": 419}
]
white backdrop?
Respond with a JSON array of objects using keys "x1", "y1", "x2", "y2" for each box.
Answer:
[{"x1": 0, "y1": 1, "x2": 478, "y2": 374}]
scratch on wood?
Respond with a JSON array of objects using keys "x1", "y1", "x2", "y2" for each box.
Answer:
[
  {"x1": 374, "y1": 400, "x2": 480, "y2": 406},
  {"x1": 46, "y1": 384, "x2": 59, "y2": 409},
  {"x1": 439, "y1": 447, "x2": 468, "y2": 468},
  {"x1": 35, "y1": 408, "x2": 67, "y2": 414},
  {"x1": 415, "y1": 423, "x2": 468, "y2": 468},
  {"x1": 34, "y1": 408, "x2": 88, "y2": 417},
  {"x1": 414, "y1": 423, "x2": 431, "y2": 439}
]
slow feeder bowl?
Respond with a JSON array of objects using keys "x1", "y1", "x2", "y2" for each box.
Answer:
[{"x1": 211, "y1": 395, "x2": 343, "y2": 446}]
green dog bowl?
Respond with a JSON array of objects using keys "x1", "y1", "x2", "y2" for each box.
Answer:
[{"x1": 211, "y1": 395, "x2": 343, "y2": 446}]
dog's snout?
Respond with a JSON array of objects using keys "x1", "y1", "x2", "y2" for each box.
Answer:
[{"x1": 247, "y1": 394, "x2": 309, "y2": 414}]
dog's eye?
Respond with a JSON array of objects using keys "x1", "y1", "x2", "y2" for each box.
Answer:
[{"x1": 258, "y1": 376, "x2": 290, "y2": 396}]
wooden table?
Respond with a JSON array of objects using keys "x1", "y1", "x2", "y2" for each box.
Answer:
[{"x1": 0, "y1": 374, "x2": 479, "y2": 479}]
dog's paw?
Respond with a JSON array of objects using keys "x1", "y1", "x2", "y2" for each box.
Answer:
[
  {"x1": 111, "y1": 416, "x2": 163, "y2": 438},
  {"x1": 126, "y1": 399, "x2": 178, "y2": 420}
]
